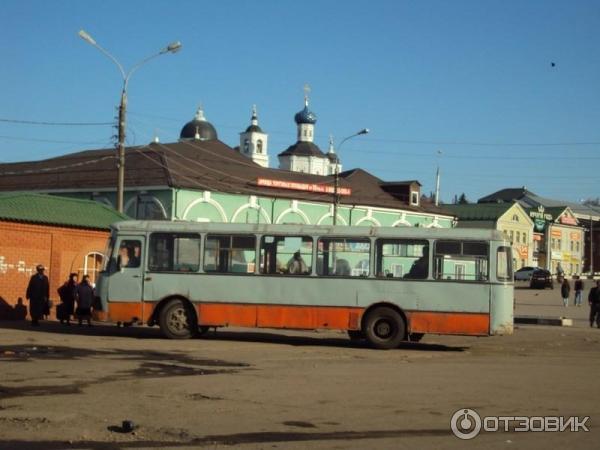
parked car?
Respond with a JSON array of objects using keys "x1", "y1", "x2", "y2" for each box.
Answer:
[
  {"x1": 530, "y1": 269, "x2": 553, "y2": 289},
  {"x1": 514, "y1": 266, "x2": 540, "y2": 281}
]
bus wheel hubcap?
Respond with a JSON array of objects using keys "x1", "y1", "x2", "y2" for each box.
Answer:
[
  {"x1": 169, "y1": 308, "x2": 188, "y2": 331},
  {"x1": 375, "y1": 320, "x2": 393, "y2": 338}
]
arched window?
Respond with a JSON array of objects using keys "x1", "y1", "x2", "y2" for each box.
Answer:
[
  {"x1": 80, "y1": 252, "x2": 104, "y2": 286},
  {"x1": 512, "y1": 214, "x2": 519, "y2": 222},
  {"x1": 243, "y1": 139, "x2": 250, "y2": 153},
  {"x1": 257, "y1": 140, "x2": 263, "y2": 154}
]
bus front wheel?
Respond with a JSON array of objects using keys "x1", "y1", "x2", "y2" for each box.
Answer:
[
  {"x1": 363, "y1": 307, "x2": 406, "y2": 349},
  {"x1": 159, "y1": 299, "x2": 197, "y2": 339}
]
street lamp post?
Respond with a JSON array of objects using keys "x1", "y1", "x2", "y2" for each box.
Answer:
[
  {"x1": 332, "y1": 128, "x2": 369, "y2": 225},
  {"x1": 78, "y1": 30, "x2": 181, "y2": 213}
]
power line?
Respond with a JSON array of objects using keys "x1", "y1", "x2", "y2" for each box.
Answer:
[
  {"x1": 0, "y1": 118, "x2": 113, "y2": 126},
  {"x1": 127, "y1": 110, "x2": 600, "y2": 148},
  {"x1": 364, "y1": 137, "x2": 600, "y2": 147},
  {"x1": 343, "y1": 147, "x2": 600, "y2": 161}
]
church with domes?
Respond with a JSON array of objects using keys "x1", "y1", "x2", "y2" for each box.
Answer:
[
  {"x1": 0, "y1": 86, "x2": 453, "y2": 232},
  {"x1": 177, "y1": 90, "x2": 342, "y2": 176}
]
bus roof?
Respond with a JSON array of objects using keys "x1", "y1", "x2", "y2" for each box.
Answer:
[{"x1": 110, "y1": 220, "x2": 505, "y2": 242}]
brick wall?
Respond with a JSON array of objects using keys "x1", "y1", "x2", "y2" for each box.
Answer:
[{"x1": 0, "y1": 220, "x2": 110, "y2": 319}]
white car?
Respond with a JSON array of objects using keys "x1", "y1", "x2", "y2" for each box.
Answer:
[{"x1": 514, "y1": 266, "x2": 542, "y2": 281}]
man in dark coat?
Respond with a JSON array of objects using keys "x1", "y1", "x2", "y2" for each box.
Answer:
[
  {"x1": 26, "y1": 264, "x2": 49, "y2": 326},
  {"x1": 76, "y1": 275, "x2": 94, "y2": 327},
  {"x1": 57, "y1": 273, "x2": 78, "y2": 325},
  {"x1": 589, "y1": 280, "x2": 600, "y2": 328}
]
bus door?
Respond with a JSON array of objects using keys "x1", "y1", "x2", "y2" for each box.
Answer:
[{"x1": 107, "y1": 235, "x2": 146, "y2": 322}]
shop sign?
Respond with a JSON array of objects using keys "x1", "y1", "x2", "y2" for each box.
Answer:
[
  {"x1": 570, "y1": 232, "x2": 580, "y2": 240},
  {"x1": 256, "y1": 178, "x2": 351, "y2": 196},
  {"x1": 551, "y1": 251, "x2": 562, "y2": 260},
  {"x1": 529, "y1": 206, "x2": 553, "y2": 233},
  {"x1": 560, "y1": 215, "x2": 577, "y2": 226},
  {"x1": 551, "y1": 229, "x2": 562, "y2": 238},
  {"x1": 533, "y1": 234, "x2": 543, "y2": 241},
  {"x1": 516, "y1": 245, "x2": 529, "y2": 259},
  {"x1": 533, "y1": 218, "x2": 546, "y2": 232},
  {"x1": 529, "y1": 205, "x2": 553, "y2": 220}
]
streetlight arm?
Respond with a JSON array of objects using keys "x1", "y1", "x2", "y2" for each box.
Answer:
[
  {"x1": 78, "y1": 31, "x2": 127, "y2": 81},
  {"x1": 124, "y1": 51, "x2": 168, "y2": 91},
  {"x1": 123, "y1": 42, "x2": 181, "y2": 90},
  {"x1": 337, "y1": 128, "x2": 370, "y2": 152}
]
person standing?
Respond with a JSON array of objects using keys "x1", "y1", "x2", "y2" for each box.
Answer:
[
  {"x1": 573, "y1": 275, "x2": 584, "y2": 307},
  {"x1": 589, "y1": 280, "x2": 600, "y2": 328},
  {"x1": 76, "y1": 275, "x2": 94, "y2": 327},
  {"x1": 25, "y1": 264, "x2": 49, "y2": 326},
  {"x1": 556, "y1": 263, "x2": 565, "y2": 283},
  {"x1": 560, "y1": 277, "x2": 570, "y2": 307},
  {"x1": 57, "y1": 273, "x2": 78, "y2": 325}
]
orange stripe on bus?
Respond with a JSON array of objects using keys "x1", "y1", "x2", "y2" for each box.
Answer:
[
  {"x1": 102, "y1": 301, "x2": 489, "y2": 336},
  {"x1": 105, "y1": 302, "x2": 154, "y2": 324},
  {"x1": 407, "y1": 311, "x2": 489, "y2": 336},
  {"x1": 197, "y1": 303, "x2": 362, "y2": 330}
]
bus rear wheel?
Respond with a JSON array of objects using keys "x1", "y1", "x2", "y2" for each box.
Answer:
[
  {"x1": 159, "y1": 299, "x2": 197, "y2": 339},
  {"x1": 364, "y1": 307, "x2": 406, "y2": 349}
]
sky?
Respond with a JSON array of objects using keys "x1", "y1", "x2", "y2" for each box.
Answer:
[{"x1": 1, "y1": 0, "x2": 599, "y2": 204}]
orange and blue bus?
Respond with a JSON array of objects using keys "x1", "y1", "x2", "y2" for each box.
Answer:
[{"x1": 95, "y1": 221, "x2": 513, "y2": 349}]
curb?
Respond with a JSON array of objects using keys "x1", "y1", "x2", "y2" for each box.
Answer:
[{"x1": 515, "y1": 315, "x2": 573, "y2": 327}]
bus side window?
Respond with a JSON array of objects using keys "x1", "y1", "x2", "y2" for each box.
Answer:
[
  {"x1": 317, "y1": 238, "x2": 371, "y2": 277},
  {"x1": 259, "y1": 236, "x2": 313, "y2": 275},
  {"x1": 204, "y1": 235, "x2": 256, "y2": 274},
  {"x1": 148, "y1": 233, "x2": 201, "y2": 272},
  {"x1": 434, "y1": 240, "x2": 489, "y2": 281},
  {"x1": 376, "y1": 239, "x2": 429, "y2": 279}
]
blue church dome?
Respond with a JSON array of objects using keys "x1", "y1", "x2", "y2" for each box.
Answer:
[{"x1": 294, "y1": 105, "x2": 317, "y2": 125}]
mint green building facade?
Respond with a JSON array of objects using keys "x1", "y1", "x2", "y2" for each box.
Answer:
[{"x1": 88, "y1": 188, "x2": 454, "y2": 229}]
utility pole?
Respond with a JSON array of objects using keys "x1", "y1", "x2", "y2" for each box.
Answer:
[
  {"x1": 434, "y1": 150, "x2": 442, "y2": 206},
  {"x1": 332, "y1": 129, "x2": 369, "y2": 225},
  {"x1": 116, "y1": 89, "x2": 127, "y2": 213},
  {"x1": 590, "y1": 214, "x2": 594, "y2": 277},
  {"x1": 434, "y1": 166, "x2": 440, "y2": 206},
  {"x1": 78, "y1": 30, "x2": 181, "y2": 213}
]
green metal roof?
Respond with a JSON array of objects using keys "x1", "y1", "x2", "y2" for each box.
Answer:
[
  {"x1": 0, "y1": 193, "x2": 129, "y2": 230},
  {"x1": 443, "y1": 203, "x2": 514, "y2": 221}
]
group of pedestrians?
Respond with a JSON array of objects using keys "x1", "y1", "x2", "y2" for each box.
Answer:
[
  {"x1": 559, "y1": 275, "x2": 585, "y2": 307},
  {"x1": 25, "y1": 265, "x2": 95, "y2": 327},
  {"x1": 557, "y1": 274, "x2": 600, "y2": 328}
]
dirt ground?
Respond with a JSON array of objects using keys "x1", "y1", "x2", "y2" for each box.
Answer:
[{"x1": 1, "y1": 287, "x2": 599, "y2": 450}]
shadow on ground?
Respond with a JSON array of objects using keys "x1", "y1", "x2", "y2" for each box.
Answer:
[
  {"x1": 0, "y1": 428, "x2": 452, "y2": 450},
  {"x1": 0, "y1": 320, "x2": 468, "y2": 352}
]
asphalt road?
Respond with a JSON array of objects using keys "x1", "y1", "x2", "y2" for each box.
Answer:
[{"x1": 0, "y1": 286, "x2": 598, "y2": 450}]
